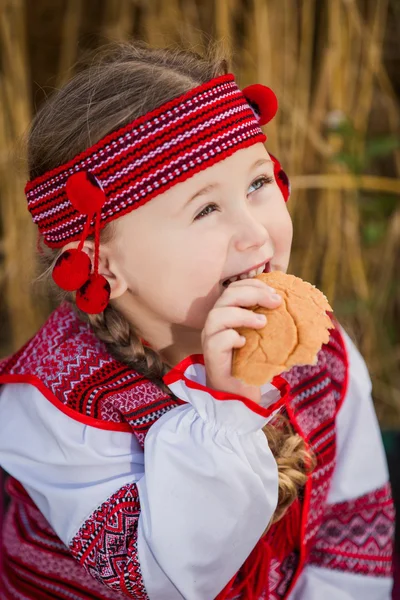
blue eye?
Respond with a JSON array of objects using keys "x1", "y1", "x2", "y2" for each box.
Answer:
[
  {"x1": 194, "y1": 176, "x2": 274, "y2": 221},
  {"x1": 248, "y1": 175, "x2": 274, "y2": 193},
  {"x1": 194, "y1": 203, "x2": 219, "y2": 220}
]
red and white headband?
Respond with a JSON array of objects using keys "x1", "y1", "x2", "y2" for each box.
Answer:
[{"x1": 25, "y1": 73, "x2": 290, "y2": 314}]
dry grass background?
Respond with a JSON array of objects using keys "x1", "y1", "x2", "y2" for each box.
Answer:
[{"x1": 0, "y1": 0, "x2": 399, "y2": 425}]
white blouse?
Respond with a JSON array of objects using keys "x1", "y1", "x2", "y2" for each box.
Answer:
[{"x1": 0, "y1": 327, "x2": 392, "y2": 599}]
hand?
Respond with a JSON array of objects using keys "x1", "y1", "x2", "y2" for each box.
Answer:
[{"x1": 201, "y1": 278, "x2": 282, "y2": 404}]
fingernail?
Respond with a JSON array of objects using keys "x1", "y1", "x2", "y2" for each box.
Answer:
[
  {"x1": 271, "y1": 293, "x2": 281, "y2": 301},
  {"x1": 268, "y1": 286, "x2": 276, "y2": 293},
  {"x1": 256, "y1": 314, "x2": 267, "y2": 322}
]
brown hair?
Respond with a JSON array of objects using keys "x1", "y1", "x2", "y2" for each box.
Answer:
[{"x1": 31, "y1": 41, "x2": 315, "y2": 527}]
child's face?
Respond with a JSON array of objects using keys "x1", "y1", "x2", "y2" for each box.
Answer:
[{"x1": 108, "y1": 143, "x2": 293, "y2": 335}]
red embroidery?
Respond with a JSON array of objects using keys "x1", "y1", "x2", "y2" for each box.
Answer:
[
  {"x1": 308, "y1": 483, "x2": 395, "y2": 577},
  {"x1": 269, "y1": 553, "x2": 300, "y2": 599},
  {"x1": 215, "y1": 326, "x2": 350, "y2": 599},
  {"x1": 0, "y1": 301, "x2": 183, "y2": 443},
  {"x1": 2, "y1": 491, "x2": 121, "y2": 599},
  {"x1": 3, "y1": 302, "x2": 390, "y2": 599},
  {"x1": 69, "y1": 483, "x2": 148, "y2": 598}
]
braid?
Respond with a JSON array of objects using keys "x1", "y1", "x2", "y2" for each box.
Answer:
[
  {"x1": 263, "y1": 415, "x2": 315, "y2": 527},
  {"x1": 77, "y1": 303, "x2": 173, "y2": 399}
]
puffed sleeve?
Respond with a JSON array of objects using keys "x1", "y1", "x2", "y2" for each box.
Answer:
[{"x1": 0, "y1": 356, "x2": 284, "y2": 599}]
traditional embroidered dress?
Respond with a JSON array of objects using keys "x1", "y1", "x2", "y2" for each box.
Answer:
[{"x1": 0, "y1": 301, "x2": 394, "y2": 599}]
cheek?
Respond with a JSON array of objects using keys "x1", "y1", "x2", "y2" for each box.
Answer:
[
  {"x1": 128, "y1": 229, "x2": 224, "y2": 298},
  {"x1": 269, "y1": 205, "x2": 293, "y2": 254},
  {"x1": 174, "y1": 231, "x2": 226, "y2": 279}
]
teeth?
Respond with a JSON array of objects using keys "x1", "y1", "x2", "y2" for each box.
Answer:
[{"x1": 225, "y1": 263, "x2": 267, "y2": 285}]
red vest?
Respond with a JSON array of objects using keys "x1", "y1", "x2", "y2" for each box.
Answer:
[{"x1": 0, "y1": 301, "x2": 349, "y2": 599}]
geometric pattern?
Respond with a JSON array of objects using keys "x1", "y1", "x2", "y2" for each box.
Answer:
[
  {"x1": 2, "y1": 477, "x2": 129, "y2": 599},
  {"x1": 308, "y1": 482, "x2": 395, "y2": 577},
  {"x1": 269, "y1": 552, "x2": 300, "y2": 599},
  {"x1": 25, "y1": 74, "x2": 267, "y2": 249},
  {"x1": 69, "y1": 483, "x2": 148, "y2": 598},
  {"x1": 1, "y1": 305, "x2": 394, "y2": 599},
  {"x1": 0, "y1": 301, "x2": 185, "y2": 448}
]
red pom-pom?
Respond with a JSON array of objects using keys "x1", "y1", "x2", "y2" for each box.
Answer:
[
  {"x1": 66, "y1": 171, "x2": 106, "y2": 215},
  {"x1": 242, "y1": 84, "x2": 278, "y2": 126},
  {"x1": 270, "y1": 153, "x2": 290, "y2": 202},
  {"x1": 76, "y1": 273, "x2": 111, "y2": 314},
  {"x1": 52, "y1": 249, "x2": 91, "y2": 291}
]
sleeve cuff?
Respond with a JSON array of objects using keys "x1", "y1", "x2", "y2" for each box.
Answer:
[{"x1": 163, "y1": 354, "x2": 289, "y2": 433}]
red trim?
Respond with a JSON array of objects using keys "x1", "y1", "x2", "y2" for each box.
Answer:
[
  {"x1": 0, "y1": 374, "x2": 132, "y2": 432},
  {"x1": 163, "y1": 354, "x2": 290, "y2": 419},
  {"x1": 272, "y1": 374, "x2": 291, "y2": 396}
]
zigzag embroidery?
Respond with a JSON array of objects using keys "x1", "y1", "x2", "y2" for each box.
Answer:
[
  {"x1": 0, "y1": 302, "x2": 183, "y2": 438},
  {"x1": 69, "y1": 483, "x2": 148, "y2": 598},
  {"x1": 308, "y1": 482, "x2": 395, "y2": 577}
]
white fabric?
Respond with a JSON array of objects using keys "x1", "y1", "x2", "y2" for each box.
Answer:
[
  {"x1": 288, "y1": 565, "x2": 393, "y2": 600},
  {"x1": 0, "y1": 328, "x2": 392, "y2": 599},
  {"x1": 0, "y1": 384, "x2": 144, "y2": 544},
  {"x1": 327, "y1": 327, "x2": 389, "y2": 503},
  {"x1": 0, "y1": 367, "x2": 281, "y2": 600},
  {"x1": 288, "y1": 326, "x2": 393, "y2": 599}
]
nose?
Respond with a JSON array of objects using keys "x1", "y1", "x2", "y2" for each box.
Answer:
[{"x1": 233, "y1": 211, "x2": 270, "y2": 252}]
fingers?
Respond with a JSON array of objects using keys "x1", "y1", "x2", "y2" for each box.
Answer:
[
  {"x1": 203, "y1": 328, "x2": 247, "y2": 360},
  {"x1": 202, "y1": 278, "x2": 280, "y2": 403},
  {"x1": 204, "y1": 305, "x2": 268, "y2": 339},
  {"x1": 216, "y1": 279, "x2": 282, "y2": 311}
]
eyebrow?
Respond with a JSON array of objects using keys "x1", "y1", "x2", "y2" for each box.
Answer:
[{"x1": 182, "y1": 157, "x2": 273, "y2": 211}]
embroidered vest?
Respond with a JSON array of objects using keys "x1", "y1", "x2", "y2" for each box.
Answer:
[{"x1": 0, "y1": 301, "x2": 348, "y2": 599}]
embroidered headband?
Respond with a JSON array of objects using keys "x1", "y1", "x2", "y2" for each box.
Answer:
[{"x1": 25, "y1": 73, "x2": 290, "y2": 314}]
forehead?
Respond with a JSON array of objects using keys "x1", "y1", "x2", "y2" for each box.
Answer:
[
  {"x1": 164, "y1": 143, "x2": 271, "y2": 203},
  {"x1": 113, "y1": 143, "x2": 271, "y2": 234},
  {"x1": 190, "y1": 143, "x2": 271, "y2": 183}
]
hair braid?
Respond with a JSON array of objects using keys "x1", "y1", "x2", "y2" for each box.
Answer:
[{"x1": 79, "y1": 303, "x2": 173, "y2": 397}]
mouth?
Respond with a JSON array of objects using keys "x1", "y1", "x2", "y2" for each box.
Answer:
[{"x1": 221, "y1": 260, "x2": 272, "y2": 288}]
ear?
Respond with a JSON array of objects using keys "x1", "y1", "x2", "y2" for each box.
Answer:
[{"x1": 61, "y1": 240, "x2": 128, "y2": 300}]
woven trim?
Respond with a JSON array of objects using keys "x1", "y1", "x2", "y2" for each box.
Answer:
[{"x1": 25, "y1": 74, "x2": 267, "y2": 248}]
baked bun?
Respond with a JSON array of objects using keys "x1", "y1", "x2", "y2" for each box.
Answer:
[{"x1": 232, "y1": 271, "x2": 334, "y2": 386}]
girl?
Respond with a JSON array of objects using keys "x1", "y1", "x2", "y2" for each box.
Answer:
[{"x1": 0, "y1": 42, "x2": 394, "y2": 600}]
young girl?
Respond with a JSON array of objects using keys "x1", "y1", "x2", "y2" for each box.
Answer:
[{"x1": 0, "y1": 42, "x2": 394, "y2": 600}]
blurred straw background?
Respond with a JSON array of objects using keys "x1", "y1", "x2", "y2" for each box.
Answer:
[{"x1": 0, "y1": 0, "x2": 399, "y2": 426}]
